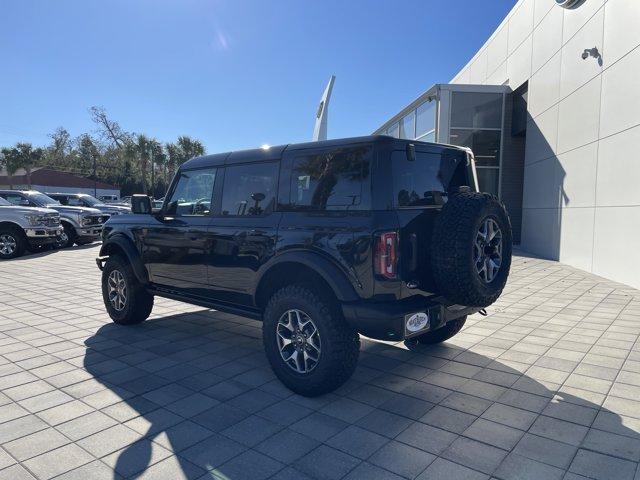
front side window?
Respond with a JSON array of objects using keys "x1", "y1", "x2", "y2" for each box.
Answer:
[
  {"x1": 0, "y1": 197, "x2": 10, "y2": 206},
  {"x1": 166, "y1": 168, "x2": 217, "y2": 216},
  {"x1": 289, "y1": 146, "x2": 371, "y2": 211},
  {"x1": 67, "y1": 197, "x2": 84, "y2": 207},
  {"x1": 1, "y1": 193, "x2": 29, "y2": 206},
  {"x1": 220, "y1": 162, "x2": 278, "y2": 216}
]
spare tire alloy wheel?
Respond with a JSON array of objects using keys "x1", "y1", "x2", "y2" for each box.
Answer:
[
  {"x1": 474, "y1": 218, "x2": 502, "y2": 283},
  {"x1": 0, "y1": 233, "x2": 17, "y2": 258},
  {"x1": 277, "y1": 309, "x2": 321, "y2": 373},
  {"x1": 107, "y1": 269, "x2": 127, "y2": 312}
]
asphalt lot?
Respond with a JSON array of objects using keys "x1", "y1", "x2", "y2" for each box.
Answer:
[{"x1": 0, "y1": 245, "x2": 639, "y2": 480}]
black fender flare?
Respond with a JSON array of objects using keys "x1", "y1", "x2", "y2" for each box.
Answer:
[
  {"x1": 99, "y1": 234, "x2": 149, "y2": 285},
  {"x1": 254, "y1": 250, "x2": 360, "y2": 303}
]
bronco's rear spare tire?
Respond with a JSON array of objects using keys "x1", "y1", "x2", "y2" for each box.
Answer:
[{"x1": 431, "y1": 191, "x2": 512, "y2": 308}]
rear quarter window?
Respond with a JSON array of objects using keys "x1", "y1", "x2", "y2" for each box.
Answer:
[
  {"x1": 392, "y1": 149, "x2": 469, "y2": 207},
  {"x1": 287, "y1": 145, "x2": 372, "y2": 211}
]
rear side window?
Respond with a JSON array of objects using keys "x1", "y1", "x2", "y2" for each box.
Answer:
[
  {"x1": 221, "y1": 162, "x2": 278, "y2": 216},
  {"x1": 288, "y1": 146, "x2": 371, "y2": 211},
  {"x1": 392, "y1": 149, "x2": 467, "y2": 207}
]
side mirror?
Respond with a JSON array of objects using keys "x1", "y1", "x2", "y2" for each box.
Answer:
[
  {"x1": 131, "y1": 195, "x2": 152, "y2": 214},
  {"x1": 18, "y1": 198, "x2": 30, "y2": 206}
]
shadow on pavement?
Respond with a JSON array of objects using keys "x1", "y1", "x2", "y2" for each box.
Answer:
[{"x1": 83, "y1": 310, "x2": 640, "y2": 480}]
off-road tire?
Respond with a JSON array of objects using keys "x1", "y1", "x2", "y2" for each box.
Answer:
[
  {"x1": 56, "y1": 223, "x2": 76, "y2": 249},
  {"x1": 408, "y1": 316, "x2": 467, "y2": 345},
  {"x1": 263, "y1": 284, "x2": 360, "y2": 397},
  {"x1": 431, "y1": 191, "x2": 512, "y2": 307},
  {"x1": 102, "y1": 254, "x2": 153, "y2": 325},
  {"x1": 0, "y1": 226, "x2": 26, "y2": 260}
]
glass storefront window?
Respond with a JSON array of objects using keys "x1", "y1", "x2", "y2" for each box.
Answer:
[
  {"x1": 387, "y1": 122, "x2": 400, "y2": 138},
  {"x1": 416, "y1": 100, "x2": 436, "y2": 138},
  {"x1": 399, "y1": 112, "x2": 415, "y2": 139},
  {"x1": 476, "y1": 168, "x2": 499, "y2": 196},
  {"x1": 449, "y1": 129, "x2": 500, "y2": 167},
  {"x1": 451, "y1": 92, "x2": 502, "y2": 129}
]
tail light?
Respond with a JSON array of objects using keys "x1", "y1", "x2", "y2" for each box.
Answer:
[{"x1": 374, "y1": 231, "x2": 398, "y2": 280}]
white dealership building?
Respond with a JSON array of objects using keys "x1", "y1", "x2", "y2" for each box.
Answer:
[{"x1": 375, "y1": 0, "x2": 640, "y2": 289}]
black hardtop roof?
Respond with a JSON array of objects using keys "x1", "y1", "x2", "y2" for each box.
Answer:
[{"x1": 180, "y1": 135, "x2": 467, "y2": 170}]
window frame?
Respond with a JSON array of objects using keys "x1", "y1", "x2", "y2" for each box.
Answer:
[
  {"x1": 215, "y1": 160, "x2": 281, "y2": 218},
  {"x1": 163, "y1": 166, "x2": 219, "y2": 217}
]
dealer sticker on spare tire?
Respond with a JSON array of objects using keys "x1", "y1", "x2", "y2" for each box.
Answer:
[{"x1": 405, "y1": 312, "x2": 429, "y2": 335}]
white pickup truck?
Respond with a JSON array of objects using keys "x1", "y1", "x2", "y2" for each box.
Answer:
[{"x1": 0, "y1": 196, "x2": 62, "y2": 259}]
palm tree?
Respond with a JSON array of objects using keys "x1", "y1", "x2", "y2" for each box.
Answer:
[{"x1": 134, "y1": 135, "x2": 152, "y2": 194}]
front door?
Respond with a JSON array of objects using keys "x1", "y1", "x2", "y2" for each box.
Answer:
[
  {"x1": 143, "y1": 167, "x2": 218, "y2": 295},
  {"x1": 207, "y1": 161, "x2": 281, "y2": 306}
]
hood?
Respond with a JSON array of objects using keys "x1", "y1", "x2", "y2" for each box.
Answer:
[
  {"x1": 0, "y1": 206, "x2": 59, "y2": 216},
  {"x1": 48, "y1": 205, "x2": 103, "y2": 216},
  {"x1": 95, "y1": 205, "x2": 130, "y2": 214}
]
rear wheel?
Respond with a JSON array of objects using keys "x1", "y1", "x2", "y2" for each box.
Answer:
[
  {"x1": 101, "y1": 254, "x2": 153, "y2": 325},
  {"x1": 263, "y1": 284, "x2": 360, "y2": 396},
  {"x1": 0, "y1": 227, "x2": 26, "y2": 260},
  {"x1": 407, "y1": 316, "x2": 467, "y2": 345}
]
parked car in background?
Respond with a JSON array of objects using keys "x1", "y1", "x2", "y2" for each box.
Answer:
[
  {"x1": 96, "y1": 135, "x2": 512, "y2": 396},
  {"x1": 98, "y1": 194, "x2": 119, "y2": 203},
  {"x1": 0, "y1": 196, "x2": 62, "y2": 259},
  {"x1": 0, "y1": 190, "x2": 109, "y2": 248},
  {"x1": 46, "y1": 193, "x2": 130, "y2": 216}
]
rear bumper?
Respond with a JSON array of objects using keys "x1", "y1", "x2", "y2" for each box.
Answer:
[{"x1": 342, "y1": 295, "x2": 480, "y2": 341}]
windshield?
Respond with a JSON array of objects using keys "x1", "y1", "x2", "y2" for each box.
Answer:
[
  {"x1": 0, "y1": 197, "x2": 10, "y2": 206},
  {"x1": 28, "y1": 192, "x2": 60, "y2": 207},
  {"x1": 81, "y1": 195, "x2": 104, "y2": 207}
]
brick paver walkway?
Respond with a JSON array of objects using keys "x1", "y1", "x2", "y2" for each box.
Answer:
[{"x1": 0, "y1": 245, "x2": 639, "y2": 479}]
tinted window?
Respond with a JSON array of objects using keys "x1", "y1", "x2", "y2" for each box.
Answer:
[
  {"x1": 67, "y1": 197, "x2": 85, "y2": 207},
  {"x1": 289, "y1": 146, "x2": 371, "y2": 211},
  {"x1": 449, "y1": 129, "x2": 500, "y2": 167},
  {"x1": 450, "y1": 92, "x2": 502, "y2": 129},
  {"x1": 392, "y1": 149, "x2": 468, "y2": 207},
  {"x1": 166, "y1": 168, "x2": 217, "y2": 216},
  {"x1": 221, "y1": 162, "x2": 278, "y2": 216}
]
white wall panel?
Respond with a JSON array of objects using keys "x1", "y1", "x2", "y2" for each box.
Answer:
[
  {"x1": 508, "y1": 0, "x2": 535, "y2": 54},
  {"x1": 559, "y1": 7, "x2": 604, "y2": 98},
  {"x1": 487, "y1": 26, "x2": 509, "y2": 76},
  {"x1": 563, "y1": 0, "x2": 606, "y2": 43},
  {"x1": 559, "y1": 207, "x2": 595, "y2": 272},
  {"x1": 596, "y1": 124, "x2": 640, "y2": 206},
  {"x1": 534, "y1": 0, "x2": 556, "y2": 27},
  {"x1": 600, "y1": 44, "x2": 640, "y2": 138},
  {"x1": 523, "y1": 157, "x2": 560, "y2": 209},
  {"x1": 557, "y1": 142, "x2": 598, "y2": 208},
  {"x1": 525, "y1": 104, "x2": 559, "y2": 164},
  {"x1": 506, "y1": 35, "x2": 532, "y2": 89},
  {"x1": 532, "y1": 4, "x2": 563, "y2": 73},
  {"x1": 603, "y1": 0, "x2": 640, "y2": 66},
  {"x1": 528, "y1": 51, "x2": 561, "y2": 118},
  {"x1": 593, "y1": 206, "x2": 640, "y2": 289},
  {"x1": 521, "y1": 208, "x2": 561, "y2": 260},
  {"x1": 557, "y1": 75, "x2": 601, "y2": 154},
  {"x1": 468, "y1": 50, "x2": 488, "y2": 84}
]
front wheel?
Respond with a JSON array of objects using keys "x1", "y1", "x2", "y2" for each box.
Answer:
[
  {"x1": 55, "y1": 224, "x2": 76, "y2": 249},
  {"x1": 101, "y1": 255, "x2": 153, "y2": 325},
  {"x1": 263, "y1": 284, "x2": 360, "y2": 397},
  {"x1": 0, "y1": 227, "x2": 26, "y2": 260}
]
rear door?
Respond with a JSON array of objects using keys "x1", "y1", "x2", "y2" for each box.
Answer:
[
  {"x1": 392, "y1": 146, "x2": 470, "y2": 297},
  {"x1": 206, "y1": 161, "x2": 281, "y2": 306}
]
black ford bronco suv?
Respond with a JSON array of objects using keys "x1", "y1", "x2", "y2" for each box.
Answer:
[{"x1": 97, "y1": 136, "x2": 512, "y2": 396}]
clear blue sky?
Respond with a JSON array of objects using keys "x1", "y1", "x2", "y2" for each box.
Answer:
[{"x1": 0, "y1": 0, "x2": 516, "y2": 152}]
